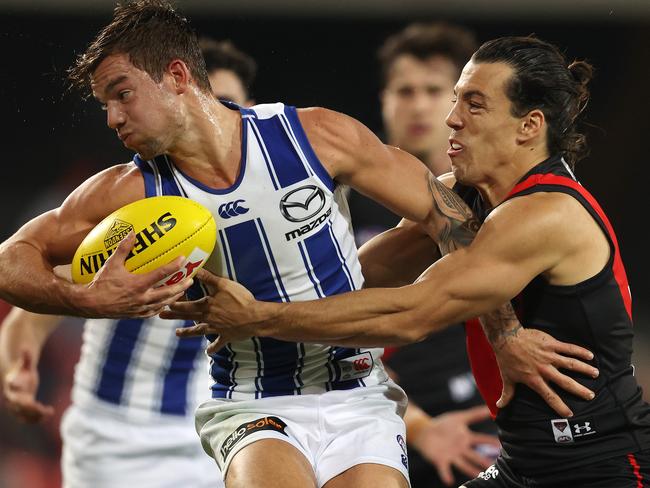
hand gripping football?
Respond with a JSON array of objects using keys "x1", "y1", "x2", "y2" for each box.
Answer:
[{"x1": 71, "y1": 196, "x2": 217, "y2": 285}]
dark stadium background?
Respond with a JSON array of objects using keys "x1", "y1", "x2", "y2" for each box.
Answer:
[{"x1": 1, "y1": 2, "x2": 649, "y2": 485}]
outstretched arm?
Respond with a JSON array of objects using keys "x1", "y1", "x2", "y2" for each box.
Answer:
[
  {"x1": 0, "y1": 163, "x2": 192, "y2": 317},
  {"x1": 0, "y1": 308, "x2": 62, "y2": 423},
  {"x1": 165, "y1": 193, "x2": 599, "y2": 415}
]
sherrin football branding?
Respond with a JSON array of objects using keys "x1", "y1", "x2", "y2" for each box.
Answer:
[
  {"x1": 78, "y1": 212, "x2": 177, "y2": 276},
  {"x1": 71, "y1": 196, "x2": 217, "y2": 285}
]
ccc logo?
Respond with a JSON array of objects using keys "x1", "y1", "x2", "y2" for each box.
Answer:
[
  {"x1": 219, "y1": 200, "x2": 249, "y2": 219},
  {"x1": 353, "y1": 358, "x2": 370, "y2": 371}
]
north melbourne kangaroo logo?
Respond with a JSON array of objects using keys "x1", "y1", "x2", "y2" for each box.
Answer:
[
  {"x1": 279, "y1": 185, "x2": 326, "y2": 222},
  {"x1": 219, "y1": 199, "x2": 249, "y2": 219}
]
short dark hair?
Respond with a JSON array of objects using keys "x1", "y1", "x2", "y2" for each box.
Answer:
[
  {"x1": 199, "y1": 38, "x2": 257, "y2": 94},
  {"x1": 378, "y1": 22, "x2": 478, "y2": 89},
  {"x1": 68, "y1": 0, "x2": 210, "y2": 97},
  {"x1": 473, "y1": 36, "x2": 593, "y2": 167}
]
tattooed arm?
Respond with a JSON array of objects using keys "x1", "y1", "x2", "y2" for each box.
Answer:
[
  {"x1": 480, "y1": 305, "x2": 597, "y2": 416},
  {"x1": 424, "y1": 172, "x2": 481, "y2": 254},
  {"x1": 358, "y1": 172, "x2": 474, "y2": 288}
]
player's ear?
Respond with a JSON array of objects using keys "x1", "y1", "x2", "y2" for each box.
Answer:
[
  {"x1": 167, "y1": 59, "x2": 191, "y2": 94},
  {"x1": 517, "y1": 108, "x2": 545, "y2": 144}
]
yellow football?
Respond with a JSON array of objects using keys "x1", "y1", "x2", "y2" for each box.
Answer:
[{"x1": 71, "y1": 196, "x2": 217, "y2": 285}]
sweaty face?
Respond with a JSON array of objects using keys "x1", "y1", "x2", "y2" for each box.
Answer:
[
  {"x1": 91, "y1": 53, "x2": 182, "y2": 160},
  {"x1": 445, "y1": 61, "x2": 522, "y2": 185},
  {"x1": 381, "y1": 54, "x2": 457, "y2": 170},
  {"x1": 208, "y1": 69, "x2": 250, "y2": 106}
]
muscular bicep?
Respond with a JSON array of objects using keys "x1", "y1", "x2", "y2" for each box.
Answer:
[
  {"x1": 298, "y1": 108, "x2": 433, "y2": 223},
  {"x1": 7, "y1": 163, "x2": 145, "y2": 265}
]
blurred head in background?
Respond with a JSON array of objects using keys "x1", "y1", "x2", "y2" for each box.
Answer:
[
  {"x1": 378, "y1": 22, "x2": 477, "y2": 176},
  {"x1": 199, "y1": 37, "x2": 257, "y2": 106}
]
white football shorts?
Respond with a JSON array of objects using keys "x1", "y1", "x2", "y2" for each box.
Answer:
[
  {"x1": 60, "y1": 403, "x2": 222, "y2": 488},
  {"x1": 195, "y1": 380, "x2": 410, "y2": 487}
]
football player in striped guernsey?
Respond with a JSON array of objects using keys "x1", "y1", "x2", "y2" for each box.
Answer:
[
  {"x1": 0, "y1": 35, "x2": 257, "y2": 488},
  {"x1": 169, "y1": 36, "x2": 650, "y2": 488},
  {"x1": 0, "y1": 2, "x2": 596, "y2": 487}
]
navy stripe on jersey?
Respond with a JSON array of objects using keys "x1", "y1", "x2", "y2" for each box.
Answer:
[
  {"x1": 251, "y1": 116, "x2": 310, "y2": 189},
  {"x1": 303, "y1": 222, "x2": 355, "y2": 295},
  {"x1": 95, "y1": 319, "x2": 145, "y2": 404},
  {"x1": 258, "y1": 338, "x2": 300, "y2": 397},
  {"x1": 298, "y1": 242, "x2": 325, "y2": 298},
  {"x1": 211, "y1": 219, "x2": 298, "y2": 398},
  {"x1": 257, "y1": 220, "x2": 290, "y2": 301},
  {"x1": 282, "y1": 106, "x2": 335, "y2": 192},
  {"x1": 249, "y1": 120, "x2": 281, "y2": 191},
  {"x1": 160, "y1": 321, "x2": 204, "y2": 415},
  {"x1": 252, "y1": 337, "x2": 263, "y2": 397},
  {"x1": 158, "y1": 156, "x2": 186, "y2": 197},
  {"x1": 133, "y1": 156, "x2": 158, "y2": 198},
  {"x1": 325, "y1": 347, "x2": 335, "y2": 391},
  {"x1": 211, "y1": 345, "x2": 238, "y2": 399},
  {"x1": 327, "y1": 223, "x2": 356, "y2": 291},
  {"x1": 223, "y1": 219, "x2": 287, "y2": 301}
]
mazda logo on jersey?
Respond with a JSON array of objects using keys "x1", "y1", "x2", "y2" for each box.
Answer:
[
  {"x1": 279, "y1": 185, "x2": 326, "y2": 222},
  {"x1": 218, "y1": 199, "x2": 249, "y2": 219}
]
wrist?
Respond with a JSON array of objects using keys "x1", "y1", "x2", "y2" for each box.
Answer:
[
  {"x1": 65, "y1": 282, "x2": 96, "y2": 317},
  {"x1": 254, "y1": 301, "x2": 285, "y2": 337}
]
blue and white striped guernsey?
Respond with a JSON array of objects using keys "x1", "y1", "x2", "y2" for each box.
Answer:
[
  {"x1": 134, "y1": 102, "x2": 388, "y2": 400},
  {"x1": 72, "y1": 316, "x2": 208, "y2": 419}
]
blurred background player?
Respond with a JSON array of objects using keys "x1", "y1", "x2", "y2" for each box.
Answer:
[
  {"x1": 200, "y1": 37, "x2": 257, "y2": 107},
  {"x1": 0, "y1": 36, "x2": 258, "y2": 488},
  {"x1": 348, "y1": 22, "x2": 500, "y2": 487}
]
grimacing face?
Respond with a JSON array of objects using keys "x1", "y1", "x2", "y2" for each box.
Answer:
[
  {"x1": 381, "y1": 54, "x2": 458, "y2": 169},
  {"x1": 91, "y1": 53, "x2": 184, "y2": 160},
  {"x1": 445, "y1": 60, "x2": 524, "y2": 185}
]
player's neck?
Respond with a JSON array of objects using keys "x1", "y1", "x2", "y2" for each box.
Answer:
[
  {"x1": 476, "y1": 147, "x2": 550, "y2": 206},
  {"x1": 167, "y1": 96, "x2": 243, "y2": 188}
]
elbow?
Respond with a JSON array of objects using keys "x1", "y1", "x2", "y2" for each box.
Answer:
[{"x1": 387, "y1": 312, "x2": 435, "y2": 346}]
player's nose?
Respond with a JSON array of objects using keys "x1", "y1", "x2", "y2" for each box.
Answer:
[{"x1": 106, "y1": 103, "x2": 126, "y2": 130}]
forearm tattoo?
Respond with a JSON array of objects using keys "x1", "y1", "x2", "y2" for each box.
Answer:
[
  {"x1": 426, "y1": 174, "x2": 522, "y2": 339},
  {"x1": 427, "y1": 173, "x2": 481, "y2": 255},
  {"x1": 480, "y1": 302, "x2": 523, "y2": 351}
]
